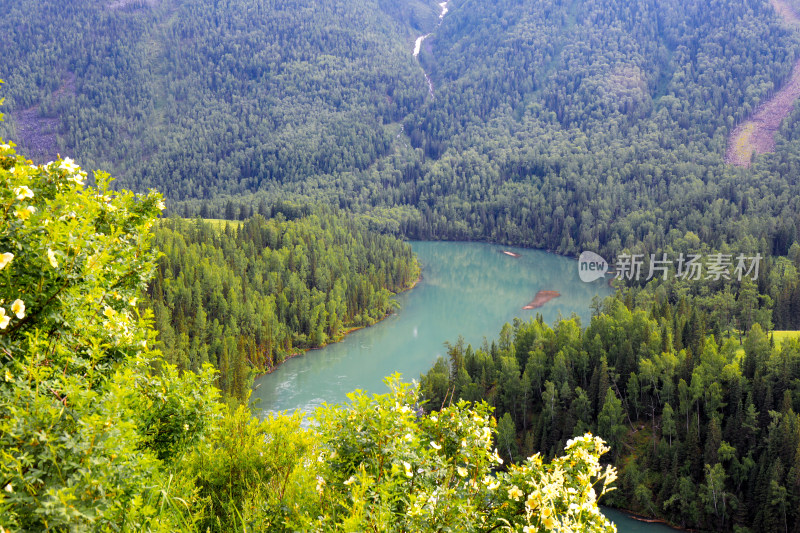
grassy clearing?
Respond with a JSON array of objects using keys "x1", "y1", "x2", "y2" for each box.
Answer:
[
  {"x1": 728, "y1": 330, "x2": 800, "y2": 360},
  {"x1": 772, "y1": 330, "x2": 800, "y2": 346},
  {"x1": 202, "y1": 218, "x2": 244, "y2": 230}
]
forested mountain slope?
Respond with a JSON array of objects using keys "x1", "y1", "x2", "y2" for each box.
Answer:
[
  {"x1": 0, "y1": 0, "x2": 436, "y2": 198},
  {"x1": 4, "y1": 0, "x2": 800, "y2": 257},
  {"x1": 167, "y1": 0, "x2": 800, "y2": 273}
]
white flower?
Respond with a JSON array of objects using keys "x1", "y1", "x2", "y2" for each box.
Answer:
[
  {"x1": 183, "y1": 423, "x2": 189, "y2": 431},
  {"x1": 60, "y1": 157, "x2": 79, "y2": 173},
  {"x1": 0, "y1": 143, "x2": 10, "y2": 151},
  {"x1": 11, "y1": 299, "x2": 25, "y2": 319},
  {"x1": 0, "y1": 253, "x2": 13, "y2": 270},
  {"x1": 15, "y1": 206, "x2": 35, "y2": 221},
  {"x1": 457, "y1": 466, "x2": 468, "y2": 477},
  {"x1": 156, "y1": 199, "x2": 166, "y2": 211},
  {"x1": 14, "y1": 186, "x2": 33, "y2": 201},
  {"x1": 403, "y1": 461, "x2": 413, "y2": 478},
  {"x1": 4, "y1": 483, "x2": 12, "y2": 493},
  {"x1": 430, "y1": 440, "x2": 442, "y2": 450},
  {"x1": 47, "y1": 249, "x2": 58, "y2": 268},
  {"x1": 508, "y1": 485, "x2": 523, "y2": 500},
  {"x1": 404, "y1": 433, "x2": 413, "y2": 442},
  {"x1": 492, "y1": 449, "x2": 504, "y2": 464},
  {"x1": 343, "y1": 476, "x2": 356, "y2": 486},
  {"x1": 0, "y1": 309, "x2": 9, "y2": 329},
  {"x1": 67, "y1": 173, "x2": 85, "y2": 186}
]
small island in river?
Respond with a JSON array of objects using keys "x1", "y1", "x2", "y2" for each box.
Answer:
[{"x1": 523, "y1": 290, "x2": 561, "y2": 310}]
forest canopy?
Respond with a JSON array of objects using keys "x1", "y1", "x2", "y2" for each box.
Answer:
[
  {"x1": 0, "y1": 140, "x2": 618, "y2": 532},
  {"x1": 420, "y1": 292, "x2": 800, "y2": 531},
  {"x1": 145, "y1": 213, "x2": 419, "y2": 401}
]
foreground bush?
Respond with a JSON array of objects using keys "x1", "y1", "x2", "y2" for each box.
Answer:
[
  {"x1": 0, "y1": 139, "x2": 219, "y2": 531},
  {"x1": 188, "y1": 376, "x2": 618, "y2": 532},
  {"x1": 0, "y1": 136, "x2": 617, "y2": 531}
]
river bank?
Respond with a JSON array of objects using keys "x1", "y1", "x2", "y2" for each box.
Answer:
[
  {"x1": 251, "y1": 241, "x2": 612, "y2": 414},
  {"x1": 256, "y1": 266, "x2": 423, "y2": 377},
  {"x1": 600, "y1": 507, "x2": 692, "y2": 532}
]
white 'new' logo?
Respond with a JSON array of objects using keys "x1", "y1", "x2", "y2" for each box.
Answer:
[{"x1": 578, "y1": 251, "x2": 609, "y2": 282}]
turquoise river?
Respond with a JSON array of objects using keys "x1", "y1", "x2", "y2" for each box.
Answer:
[{"x1": 251, "y1": 241, "x2": 682, "y2": 532}]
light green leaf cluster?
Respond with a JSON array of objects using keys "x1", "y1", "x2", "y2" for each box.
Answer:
[
  {"x1": 188, "y1": 375, "x2": 618, "y2": 532},
  {"x1": 305, "y1": 375, "x2": 617, "y2": 532},
  {"x1": 0, "y1": 141, "x2": 218, "y2": 531}
]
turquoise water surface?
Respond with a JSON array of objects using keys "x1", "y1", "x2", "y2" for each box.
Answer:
[
  {"x1": 602, "y1": 507, "x2": 683, "y2": 532},
  {"x1": 251, "y1": 241, "x2": 611, "y2": 414}
]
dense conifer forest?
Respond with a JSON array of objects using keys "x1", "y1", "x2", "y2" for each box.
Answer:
[
  {"x1": 421, "y1": 292, "x2": 800, "y2": 531},
  {"x1": 2, "y1": 0, "x2": 799, "y2": 272},
  {"x1": 145, "y1": 213, "x2": 418, "y2": 401},
  {"x1": 3, "y1": 0, "x2": 800, "y2": 530}
]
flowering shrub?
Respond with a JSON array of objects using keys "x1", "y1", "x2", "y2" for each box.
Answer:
[
  {"x1": 0, "y1": 140, "x2": 218, "y2": 531},
  {"x1": 189, "y1": 376, "x2": 618, "y2": 532},
  {"x1": 308, "y1": 376, "x2": 617, "y2": 532}
]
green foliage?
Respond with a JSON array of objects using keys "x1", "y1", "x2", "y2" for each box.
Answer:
[
  {"x1": 185, "y1": 405, "x2": 317, "y2": 532},
  {"x1": 310, "y1": 376, "x2": 617, "y2": 532},
  {"x1": 0, "y1": 142, "x2": 218, "y2": 530},
  {"x1": 144, "y1": 214, "x2": 419, "y2": 401},
  {"x1": 0, "y1": 140, "x2": 616, "y2": 531},
  {"x1": 178, "y1": 375, "x2": 618, "y2": 532},
  {"x1": 421, "y1": 294, "x2": 800, "y2": 531}
]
